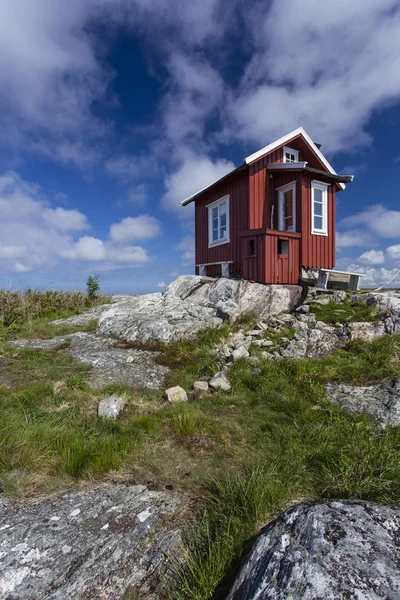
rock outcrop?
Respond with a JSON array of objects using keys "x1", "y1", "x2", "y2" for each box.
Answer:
[
  {"x1": 53, "y1": 276, "x2": 300, "y2": 344},
  {"x1": 227, "y1": 501, "x2": 400, "y2": 600},
  {"x1": 326, "y1": 376, "x2": 400, "y2": 426},
  {"x1": 0, "y1": 484, "x2": 184, "y2": 600},
  {"x1": 9, "y1": 332, "x2": 168, "y2": 389}
]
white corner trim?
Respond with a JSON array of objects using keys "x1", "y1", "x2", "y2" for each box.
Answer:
[
  {"x1": 244, "y1": 126, "x2": 345, "y2": 190},
  {"x1": 283, "y1": 146, "x2": 299, "y2": 163},
  {"x1": 208, "y1": 194, "x2": 230, "y2": 248},
  {"x1": 311, "y1": 180, "x2": 328, "y2": 236}
]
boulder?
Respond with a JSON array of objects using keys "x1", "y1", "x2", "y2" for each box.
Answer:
[
  {"x1": 326, "y1": 376, "x2": 400, "y2": 426},
  {"x1": 98, "y1": 396, "x2": 125, "y2": 419},
  {"x1": 209, "y1": 371, "x2": 232, "y2": 391},
  {"x1": 227, "y1": 501, "x2": 400, "y2": 600},
  {"x1": 165, "y1": 386, "x2": 187, "y2": 403},
  {"x1": 0, "y1": 484, "x2": 184, "y2": 600}
]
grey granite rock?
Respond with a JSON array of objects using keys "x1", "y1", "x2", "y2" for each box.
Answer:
[
  {"x1": 227, "y1": 500, "x2": 400, "y2": 600},
  {"x1": 232, "y1": 345, "x2": 250, "y2": 361},
  {"x1": 209, "y1": 371, "x2": 231, "y2": 391},
  {"x1": 95, "y1": 276, "x2": 300, "y2": 344},
  {"x1": 165, "y1": 386, "x2": 188, "y2": 403},
  {"x1": 9, "y1": 332, "x2": 168, "y2": 389},
  {"x1": 98, "y1": 396, "x2": 125, "y2": 419},
  {"x1": 0, "y1": 484, "x2": 184, "y2": 600},
  {"x1": 326, "y1": 376, "x2": 400, "y2": 426}
]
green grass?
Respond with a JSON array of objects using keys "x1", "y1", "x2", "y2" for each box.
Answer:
[
  {"x1": 309, "y1": 298, "x2": 378, "y2": 325},
  {"x1": 0, "y1": 288, "x2": 109, "y2": 340}
]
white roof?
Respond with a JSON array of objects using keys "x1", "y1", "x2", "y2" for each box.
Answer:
[
  {"x1": 244, "y1": 127, "x2": 345, "y2": 190},
  {"x1": 181, "y1": 127, "x2": 345, "y2": 205}
]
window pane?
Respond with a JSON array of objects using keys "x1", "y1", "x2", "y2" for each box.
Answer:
[
  {"x1": 220, "y1": 226, "x2": 226, "y2": 239},
  {"x1": 314, "y1": 188, "x2": 323, "y2": 203},
  {"x1": 212, "y1": 228, "x2": 218, "y2": 242},
  {"x1": 314, "y1": 216, "x2": 323, "y2": 230},
  {"x1": 212, "y1": 207, "x2": 218, "y2": 219},
  {"x1": 219, "y1": 202, "x2": 226, "y2": 216},
  {"x1": 212, "y1": 216, "x2": 218, "y2": 230},
  {"x1": 220, "y1": 213, "x2": 226, "y2": 228},
  {"x1": 314, "y1": 202, "x2": 323, "y2": 217}
]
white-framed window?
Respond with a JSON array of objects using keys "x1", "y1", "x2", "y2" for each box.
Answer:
[
  {"x1": 208, "y1": 195, "x2": 230, "y2": 247},
  {"x1": 277, "y1": 181, "x2": 296, "y2": 232},
  {"x1": 311, "y1": 180, "x2": 329, "y2": 235},
  {"x1": 283, "y1": 146, "x2": 299, "y2": 163}
]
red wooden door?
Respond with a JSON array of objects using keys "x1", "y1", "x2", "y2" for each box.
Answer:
[{"x1": 276, "y1": 236, "x2": 300, "y2": 284}]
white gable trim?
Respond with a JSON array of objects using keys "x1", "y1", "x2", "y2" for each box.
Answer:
[{"x1": 244, "y1": 127, "x2": 345, "y2": 190}]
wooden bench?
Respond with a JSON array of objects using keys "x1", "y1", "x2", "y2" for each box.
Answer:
[
  {"x1": 315, "y1": 269, "x2": 366, "y2": 291},
  {"x1": 197, "y1": 261, "x2": 233, "y2": 278}
]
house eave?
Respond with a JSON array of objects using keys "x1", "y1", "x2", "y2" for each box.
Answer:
[
  {"x1": 267, "y1": 162, "x2": 354, "y2": 186},
  {"x1": 180, "y1": 164, "x2": 246, "y2": 206}
]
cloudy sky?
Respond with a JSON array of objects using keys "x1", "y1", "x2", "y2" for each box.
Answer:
[{"x1": 1, "y1": 0, "x2": 400, "y2": 292}]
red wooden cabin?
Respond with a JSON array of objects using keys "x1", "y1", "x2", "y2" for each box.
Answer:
[{"x1": 181, "y1": 127, "x2": 353, "y2": 285}]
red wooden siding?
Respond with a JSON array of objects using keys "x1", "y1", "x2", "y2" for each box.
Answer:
[
  {"x1": 265, "y1": 231, "x2": 301, "y2": 284},
  {"x1": 301, "y1": 174, "x2": 336, "y2": 269},
  {"x1": 195, "y1": 169, "x2": 249, "y2": 277}
]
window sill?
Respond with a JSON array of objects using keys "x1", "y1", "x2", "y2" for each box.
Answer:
[
  {"x1": 311, "y1": 230, "x2": 328, "y2": 236},
  {"x1": 208, "y1": 238, "x2": 230, "y2": 248}
]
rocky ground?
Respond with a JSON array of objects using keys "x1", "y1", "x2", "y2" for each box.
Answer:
[
  {"x1": 0, "y1": 484, "x2": 184, "y2": 599},
  {"x1": 2, "y1": 276, "x2": 400, "y2": 599}
]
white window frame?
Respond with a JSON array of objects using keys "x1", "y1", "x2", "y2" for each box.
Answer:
[
  {"x1": 277, "y1": 181, "x2": 296, "y2": 233},
  {"x1": 207, "y1": 194, "x2": 230, "y2": 248},
  {"x1": 283, "y1": 146, "x2": 299, "y2": 163},
  {"x1": 311, "y1": 180, "x2": 329, "y2": 236}
]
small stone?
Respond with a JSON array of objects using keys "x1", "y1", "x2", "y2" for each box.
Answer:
[
  {"x1": 165, "y1": 386, "x2": 187, "y2": 403},
  {"x1": 250, "y1": 368, "x2": 262, "y2": 378},
  {"x1": 209, "y1": 371, "x2": 232, "y2": 391},
  {"x1": 193, "y1": 381, "x2": 209, "y2": 392},
  {"x1": 280, "y1": 337, "x2": 289, "y2": 343},
  {"x1": 248, "y1": 356, "x2": 260, "y2": 365},
  {"x1": 98, "y1": 396, "x2": 125, "y2": 419},
  {"x1": 296, "y1": 305, "x2": 310, "y2": 314},
  {"x1": 232, "y1": 345, "x2": 250, "y2": 361},
  {"x1": 221, "y1": 344, "x2": 231, "y2": 358},
  {"x1": 126, "y1": 356, "x2": 134, "y2": 364},
  {"x1": 247, "y1": 330, "x2": 262, "y2": 336}
]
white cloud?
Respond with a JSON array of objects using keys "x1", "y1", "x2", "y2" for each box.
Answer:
[
  {"x1": 157, "y1": 281, "x2": 166, "y2": 288},
  {"x1": 336, "y1": 230, "x2": 375, "y2": 249},
  {"x1": 340, "y1": 204, "x2": 400, "y2": 239},
  {"x1": 163, "y1": 155, "x2": 235, "y2": 215},
  {"x1": 42, "y1": 207, "x2": 89, "y2": 231},
  {"x1": 175, "y1": 235, "x2": 195, "y2": 266},
  {"x1": 0, "y1": 170, "x2": 151, "y2": 273},
  {"x1": 387, "y1": 244, "x2": 400, "y2": 261},
  {"x1": 227, "y1": 1, "x2": 400, "y2": 153},
  {"x1": 359, "y1": 249, "x2": 385, "y2": 265},
  {"x1": 110, "y1": 215, "x2": 162, "y2": 244},
  {"x1": 62, "y1": 236, "x2": 106, "y2": 261}
]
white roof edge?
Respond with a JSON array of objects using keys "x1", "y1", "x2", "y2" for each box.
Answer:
[{"x1": 244, "y1": 127, "x2": 345, "y2": 190}]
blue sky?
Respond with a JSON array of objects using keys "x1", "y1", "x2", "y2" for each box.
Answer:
[{"x1": 0, "y1": 0, "x2": 400, "y2": 293}]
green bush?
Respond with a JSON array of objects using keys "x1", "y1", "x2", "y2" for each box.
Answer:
[{"x1": 86, "y1": 274, "x2": 100, "y2": 299}]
